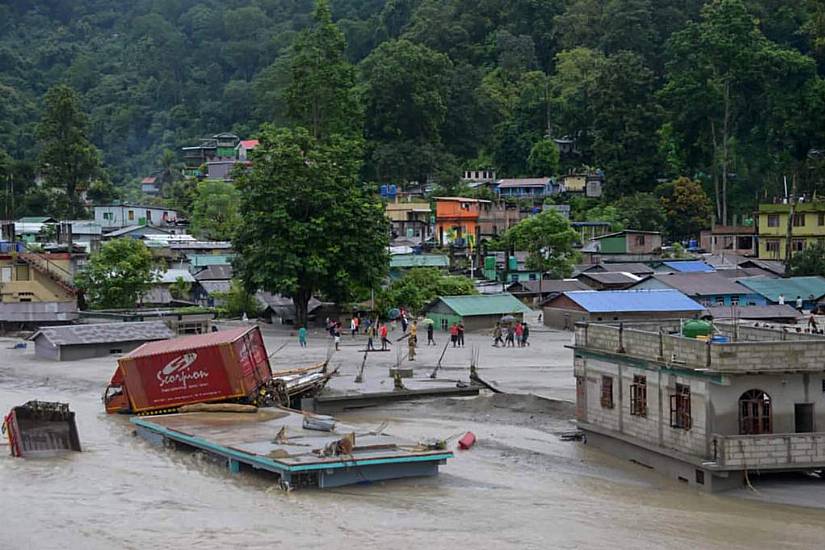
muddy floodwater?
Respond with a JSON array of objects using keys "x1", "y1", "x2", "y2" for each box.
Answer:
[{"x1": 2, "y1": 319, "x2": 825, "y2": 549}]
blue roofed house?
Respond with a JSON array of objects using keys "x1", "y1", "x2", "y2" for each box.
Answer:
[
  {"x1": 656, "y1": 260, "x2": 715, "y2": 273},
  {"x1": 628, "y1": 272, "x2": 764, "y2": 307},
  {"x1": 542, "y1": 289, "x2": 705, "y2": 330}
]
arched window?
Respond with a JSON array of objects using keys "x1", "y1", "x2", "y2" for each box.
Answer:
[{"x1": 739, "y1": 390, "x2": 772, "y2": 435}]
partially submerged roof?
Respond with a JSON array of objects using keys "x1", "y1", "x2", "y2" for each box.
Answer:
[
  {"x1": 554, "y1": 290, "x2": 704, "y2": 313},
  {"x1": 661, "y1": 260, "x2": 715, "y2": 273},
  {"x1": 429, "y1": 293, "x2": 532, "y2": 316},
  {"x1": 637, "y1": 272, "x2": 752, "y2": 296},
  {"x1": 31, "y1": 321, "x2": 174, "y2": 347},
  {"x1": 389, "y1": 254, "x2": 449, "y2": 269},
  {"x1": 126, "y1": 326, "x2": 255, "y2": 358},
  {"x1": 706, "y1": 304, "x2": 801, "y2": 321},
  {"x1": 737, "y1": 276, "x2": 825, "y2": 302}
]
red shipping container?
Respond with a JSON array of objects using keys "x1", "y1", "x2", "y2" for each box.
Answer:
[{"x1": 105, "y1": 326, "x2": 272, "y2": 414}]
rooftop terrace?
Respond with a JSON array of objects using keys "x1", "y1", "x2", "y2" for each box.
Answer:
[{"x1": 574, "y1": 321, "x2": 825, "y2": 374}]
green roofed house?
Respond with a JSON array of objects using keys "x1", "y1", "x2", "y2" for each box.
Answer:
[
  {"x1": 736, "y1": 276, "x2": 825, "y2": 310},
  {"x1": 389, "y1": 254, "x2": 449, "y2": 279},
  {"x1": 424, "y1": 293, "x2": 532, "y2": 332}
]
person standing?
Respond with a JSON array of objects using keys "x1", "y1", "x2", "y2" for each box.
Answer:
[
  {"x1": 408, "y1": 325, "x2": 417, "y2": 361},
  {"x1": 808, "y1": 314, "x2": 819, "y2": 332},
  {"x1": 351, "y1": 316, "x2": 358, "y2": 338},
  {"x1": 493, "y1": 323, "x2": 503, "y2": 347},
  {"x1": 505, "y1": 325, "x2": 515, "y2": 347},
  {"x1": 366, "y1": 324, "x2": 375, "y2": 351},
  {"x1": 457, "y1": 322, "x2": 465, "y2": 347},
  {"x1": 797, "y1": 295, "x2": 804, "y2": 311},
  {"x1": 401, "y1": 313, "x2": 408, "y2": 333},
  {"x1": 427, "y1": 322, "x2": 436, "y2": 346},
  {"x1": 298, "y1": 326, "x2": 307, "y2": 348},
  {"x1": 514, "y1": 322, "x2": 524, "y2": 347},
  {"x1": 521, "y1": 322, "x2": 530, "y2": 347},
  {"x1": 778, "y1": 293, "x2": 785, "y2": 305},
  {"x1": 449, "y1": 322, "x2": 459, "y2": 347},
  {"x1": 333, "y1": 324, "x2": 341, "y2": 351}
]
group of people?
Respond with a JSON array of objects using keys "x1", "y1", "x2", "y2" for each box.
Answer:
[
  {"x1": 448, "y1": 322, "x2": 465, "y2": 347},
  {"x1": 492, "y1": 321, "x2": 529, "y2": 348}
]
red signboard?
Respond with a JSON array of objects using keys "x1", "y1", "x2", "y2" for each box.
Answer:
[{"x1": 123, "y1": 344, "x2": 237, "y2": 411}]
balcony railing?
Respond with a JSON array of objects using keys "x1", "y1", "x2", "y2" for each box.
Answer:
[{"x1": 713, "y1": 432, "x2": 825, "y2": 469}]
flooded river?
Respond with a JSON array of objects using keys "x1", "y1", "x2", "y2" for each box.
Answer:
[{"x1": 2, "y1": 327, "x2": 825, "y2": 549}]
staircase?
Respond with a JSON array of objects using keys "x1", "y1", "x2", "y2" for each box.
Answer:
[{"x1": 18, "y1": 253, "x2": 78, "y2": 296}]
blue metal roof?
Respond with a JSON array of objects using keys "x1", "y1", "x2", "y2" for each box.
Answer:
[
  {"x1": 661, "y1": 261, "x2": 715, "y2": 273},
  {"x1": 562, "y1": 289, "x2": 705, "y2": 313}
]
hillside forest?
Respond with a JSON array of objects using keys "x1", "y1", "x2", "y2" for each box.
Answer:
[{"x1": 2, "y1": 0, "x2": 825, "y2": 231}]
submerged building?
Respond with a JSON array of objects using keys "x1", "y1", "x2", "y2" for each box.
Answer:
[{"x1": 573, "y1": 321, "x2": 825, "y2": 492}]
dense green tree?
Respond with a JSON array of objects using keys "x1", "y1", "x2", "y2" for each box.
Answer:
[
  {"x1": 286, "y1": 0, "x2": 361, "y2": 140},
  {"x1": 789, "y1": 240, "x2": 825, "y2": 276},
  {"x1": 614, "y1": 192, "x2": 667, "y2": 232},
  {"x1": 190, "y1": 180, "x2": 241, "y2": 241},
  {"x1": 36, "y1": 84, "x2": 103, "y2": 218},
  {"x1": 655, "y1": 177, "x2": 713, "y2": 241},
  {"x1": 591, "y1": 51, "x2": 662, "y2": 197},
  {"x1": 378, "y1": 267, "x2": 477, "y2": 314},
  {"x1": 503, "y1": 209, "x2": 580, "y2": 277},
  {"x1": 75, "y1": 238, "x2": 158, "y2": 309},
  {"x1": 528, "y1": 139, "x2": 560, "y2": 176},
  {"x1": 234, "y1": 126, "x2": 389, "y2": 326},
  {"x1": 360, "y1": 39, "x2": 453, "y2": 184},
  {"x1": 213, "y1": 279, "x2": 261, "y2": 318}
]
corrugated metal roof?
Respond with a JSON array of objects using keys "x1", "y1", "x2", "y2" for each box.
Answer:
[
  {"x1": 589, "y1": 262, "x2": 654, "y2": 275},
  {"x1": 639, "y1": 273, "x2": 751, "y2": 296},
  {"x1": 126, "y1": 326, "x2": 255, "y2": 358},
  {"x1": 389, "y1": 254, "x2": 449, "y2": 268},
  {"x1": 737, "y1": 276, "x2": 825, "y2": 302},
  {"x1": 560, "y1": 289, "x2": 705, "y2": 313},
  {"x1": 189, "y1": 254, "x2": 234, "y2": 267},
  {"x1": 579, "y1": 272, "x2": 642, "y2": 284},
  {"x1": 507, "y1": 279, "x2": 590, "y2": 294},
  {"x1": 194, "y1": 265, "x2": 233, "y2": 281},
  {"x1": 158, "y1": 269, "x2": 196, "y2": 284},
  {"x1": 433, "y1": 293, "x2": 532, "y2": 316},
  {"x1": 661, "y1": 261, "x2": 715, "y2": 273},
  {"x1": 31, "y1": 321, "x2": 174, "y2": 347}
]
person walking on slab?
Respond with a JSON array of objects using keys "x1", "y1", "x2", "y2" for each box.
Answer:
[
  {"x1": 298, "y1": 326, "x2": 307, "y2": 348},
  {"x1": 380, "y1": 323, "x2": 390, "y2": 350},
  {"x1": 449, "y1": 323, "x2": 459, "y2": 347},
  {"x1": 492, "y1": 323, "x2": 503, "y2": 347},
  {"x1": 427, "y1": 322, "x2": 436, "y2": 346}
]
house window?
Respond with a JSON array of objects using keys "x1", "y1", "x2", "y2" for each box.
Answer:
[
  {"x1": 765, "y1": 240, "x2": 781, "y2": 256},
  {"x1": 600, "y1": 376, "x2": 614, "y2": 409},
  {"x1": 739, "y1": 389, "x2": 772, "y2": 435},
  {"x1": 670, "y1": 383, "x2": 692, "y2": 430},
  {"x1": 731, "y1": 296, "x2": 740, "y2": 305},
  {"x1": 715, "y1": 296, "x2": 725, "y2": 305},
  {"x1": 635, "y1": 235, "x2": 646, "y2": 246},
  {"x1": 819, "y1": 213, "x2": 825, "y2": 226},
  {"x1": 630, "y1": 375, "x2": 647, "y2": 417},
  {"x1": 128, "y1": 210, "x2": 135, "y2": 221},
  {"x1": 146, "y1": 210, "x2": 152, "y2": 222},
  {"x1": 767, "y1": 214, "x2": 780, "y2": 227},
  {"x1": 793, "y1": 213, "x2": 806, "y2": 227},
  {"x1": 792, "y1": 239, "x2": 806, "y2": 252},
  {"x1": 102, "y1": 212, "x2": 111, "y2": 221}
]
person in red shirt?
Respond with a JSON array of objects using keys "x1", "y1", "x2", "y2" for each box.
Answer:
[
  {"x1": 449, "y1": 323, "x2": 459, "y2": 347},
  {"x1": 379, "y1": 323, "x2": 389, "y2": 350},
  {"x1": 514, "y1": 322, "x2": 524, "y2": 347}
]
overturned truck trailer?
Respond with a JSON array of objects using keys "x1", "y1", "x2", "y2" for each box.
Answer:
[{"x1": 3, "y1": 401, "x2": 82, "y2": 457}]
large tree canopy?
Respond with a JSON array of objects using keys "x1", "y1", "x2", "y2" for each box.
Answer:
[{"x1": 234, "y1": 126, "x2": 389, "y2": 326}]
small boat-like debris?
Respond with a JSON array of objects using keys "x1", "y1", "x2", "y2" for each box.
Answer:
[{"x1": 3, "y1": 401, "x2": 82, "y2": 457}]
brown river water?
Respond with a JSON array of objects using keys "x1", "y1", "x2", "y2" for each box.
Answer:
[{"x1": 2, "y1": 328, "x2": 825, "y2": 549}]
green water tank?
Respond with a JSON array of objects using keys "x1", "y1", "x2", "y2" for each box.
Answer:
[
  {"x1": 484, "y1": 256, "x2": 496, "y2": 270},
  {"x1": 682, "y1": 320, "x2": 713, "y2": 339}
]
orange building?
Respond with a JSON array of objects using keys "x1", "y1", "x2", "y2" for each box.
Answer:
[{"x1": 434, "y1": 197, "x2": 491, "y2": 246}]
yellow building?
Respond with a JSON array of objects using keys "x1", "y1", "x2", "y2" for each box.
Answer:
[
  {"x1": 385, "y1": 198, "x2": 432, "y2": 242},
  {"x1": 758, "y1": 202, "x2": 825, "y2": 260},
  {"x1": 0, "y1": 251, "x2": 78, "y2": 323}
]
